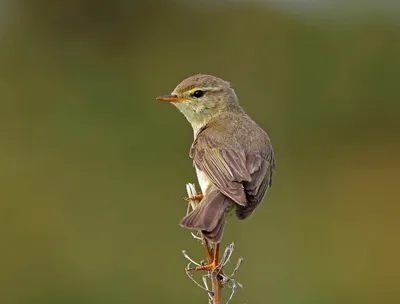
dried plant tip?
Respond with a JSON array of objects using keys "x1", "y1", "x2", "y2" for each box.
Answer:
[
  {"x1": 182, "y1": 250, "x2": 201, "y2": 267},
  {"x1": 185, "y1": 265, "x2": 214, "y2": 294},
  {"x1": 202, "y1": 275, "x2": 214, "y2": 302},
  {"x1": 191, "y1": 232, "x2": 203, "y2": 241},
  {"x1": 221, "y1": 243, "x2": 235, "y2": 267}
]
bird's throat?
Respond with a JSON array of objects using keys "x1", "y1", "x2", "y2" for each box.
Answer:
[{"x1": 173, "y1": 102, "x2": 211, "y2": 136}]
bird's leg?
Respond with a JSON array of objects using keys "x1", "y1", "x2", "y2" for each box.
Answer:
[
  {"x1": 183, "y1": 193, "x2": 204, "y2": 203},
  {"x1": 189, "y1": 243, "x2": 220, "y2": 272},
  {"x1": 202, "y1": 237, "x2": 213, "y2": 264}
]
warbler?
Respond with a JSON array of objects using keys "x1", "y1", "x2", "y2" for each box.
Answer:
[{"x1": 157, "y1": 74, "x2": 275, "y2": 269}]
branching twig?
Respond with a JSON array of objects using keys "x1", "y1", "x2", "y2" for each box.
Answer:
[{"x1": 182, "y1": 183, "x2": 243, "y2": 303}]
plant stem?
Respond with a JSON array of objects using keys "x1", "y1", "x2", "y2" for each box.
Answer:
[{"x1": 212, "y1": 274, "x2": 222, "y2": 304}]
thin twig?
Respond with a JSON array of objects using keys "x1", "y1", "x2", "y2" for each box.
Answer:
[
  {"x1": 182, "y1": 250, "x2": 201, "y2": 267},
  {"x1": 185, "y1": 266, "x2": 213, "y2": 294},
  {"x1": 182, "y1": 183, "x2": 243, "y2": 304},
  {"x1": 202, "y1": 274, "x2": 214, "y2": 303}
]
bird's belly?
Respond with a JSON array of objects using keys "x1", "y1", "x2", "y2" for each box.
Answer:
[{"x1": 195, "y1": 167, "x2": 211, "y2": 195}]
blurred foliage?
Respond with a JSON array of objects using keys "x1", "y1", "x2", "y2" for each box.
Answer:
[{"x1": 0, "y1": 0, "x2": 399, "y2": 303}]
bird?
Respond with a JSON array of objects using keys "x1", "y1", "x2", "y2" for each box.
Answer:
[{"x1": 157, "y1": 74, "x2": 275, "y2": 271}]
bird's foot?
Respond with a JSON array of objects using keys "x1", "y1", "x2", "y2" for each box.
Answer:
[
  {"x1": 187, "y1": 259, "x2": 222, "y2": 273},
  {"x1": 187, "y1": 243, "x2": 221, "y2": 274},
  {"x1": 182, "y1": 241, "x2": 243, "y2": 302},
  {"x1": 183, "y1": 194, "x2": 204, "y2": 202}
]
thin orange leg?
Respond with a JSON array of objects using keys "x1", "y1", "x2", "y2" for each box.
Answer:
[
  {"x1": 202, "y1": 238, "x2": 213, "y2": 264},
  {"x1": 189, "y1": 243, "x2": 220, "y2": 272}
]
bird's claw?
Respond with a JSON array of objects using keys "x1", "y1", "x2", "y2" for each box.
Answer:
[{"x1": 183, "y1": 194, "x2": 204, "y2": 202}]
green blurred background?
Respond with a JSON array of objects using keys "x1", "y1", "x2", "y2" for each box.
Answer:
[{"x1": 1, "y1": 1, "x2": 399, "y2": 303}]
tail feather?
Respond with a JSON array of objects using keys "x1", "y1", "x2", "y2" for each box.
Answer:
[
  {"x1": 180, "y1": 189, "x2": 231, "y2": 243},
  {"x1": 201, "y1": 214, "x2": 226, "y2": 243}
]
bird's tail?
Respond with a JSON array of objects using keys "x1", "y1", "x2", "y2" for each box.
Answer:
[{"x1": 180, "y1": 189, "x2": 231, "y2": 243}]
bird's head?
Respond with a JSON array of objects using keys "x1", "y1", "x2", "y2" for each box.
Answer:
[{"x1": 157, "y1": 74, "x2": 239, "y2": 130}]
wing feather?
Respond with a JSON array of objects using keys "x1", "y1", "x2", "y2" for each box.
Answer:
[
  {"x1": 196, "y1": 148, "x2": 247, "y2": 205},
  {"x1": 190, "y1": 125, "x2": 274, "y2": 211}
]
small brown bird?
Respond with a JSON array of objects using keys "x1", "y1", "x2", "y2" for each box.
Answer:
[{"x1": 157, "y1": 74, "x2": 275, "y2": 270}]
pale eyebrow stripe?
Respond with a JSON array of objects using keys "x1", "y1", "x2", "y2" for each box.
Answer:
[{"x1": 188, "y1": 87, "x2": 222, "y2": 94}]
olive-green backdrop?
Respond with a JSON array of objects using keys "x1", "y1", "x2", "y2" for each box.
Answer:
[{"x1": 0, "y1": 1, "x2": 399, "y2": 303}]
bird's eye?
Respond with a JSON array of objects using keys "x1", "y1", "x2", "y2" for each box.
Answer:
[{"x1": 192, "y1": 90, "x2": 204, "y2": 98}]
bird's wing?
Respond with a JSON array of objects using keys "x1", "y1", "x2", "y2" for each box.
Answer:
[
  {"x1": 190, "y1": 130, "x2": 269, "y2": 206},
  {"x1": 236, "y1": 152, "x2": 275, "y2": 219}
]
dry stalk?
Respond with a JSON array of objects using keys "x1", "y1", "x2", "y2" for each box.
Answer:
[{"x1": 182, "y1": 183, "x2": 243, "y2": 304}]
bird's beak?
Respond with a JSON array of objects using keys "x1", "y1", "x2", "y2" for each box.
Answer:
[{"x1": 156, "y1": 94, "x2": 186, "y2": 103}]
